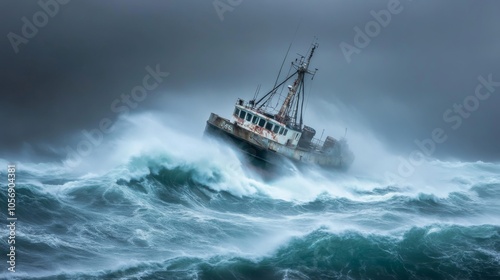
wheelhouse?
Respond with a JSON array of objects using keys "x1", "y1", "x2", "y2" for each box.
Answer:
[{"x1": 232, "y1": 102, "x2": 301, "y2": 147}]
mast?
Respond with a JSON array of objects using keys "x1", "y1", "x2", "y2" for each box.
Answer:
[{"x1": 276, "y1": 43, "x2": 318, "y2": 127}]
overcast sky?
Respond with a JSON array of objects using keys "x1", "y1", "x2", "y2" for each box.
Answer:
[{"x1": 1, "y1": 0, "x2": 499, "y2": 163}]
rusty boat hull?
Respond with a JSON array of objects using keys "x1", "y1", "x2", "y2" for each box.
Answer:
[
  {"x1": 205, "y1": 112, "x2": 353, "y2": 171},
  {"x1": 204, "y1": 42, "x2": 354, "y2": 172}
]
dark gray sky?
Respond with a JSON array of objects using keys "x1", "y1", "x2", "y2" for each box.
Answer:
[{"x1": 1, "y1": 0, "x2": 499, "y2": 163}]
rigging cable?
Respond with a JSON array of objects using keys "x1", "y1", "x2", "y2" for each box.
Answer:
[{"x1": 272, "y1": 21, "x2": 301, "y2": 90}]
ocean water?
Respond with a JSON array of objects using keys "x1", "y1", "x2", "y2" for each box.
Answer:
[{"x1": 1, "y1": 117, "x2": 499, "y2": 279}]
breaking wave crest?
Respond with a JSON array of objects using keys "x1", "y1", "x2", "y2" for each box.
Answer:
[{"x1": 1, "y1": 115, "x2": 499, "y2": 279}]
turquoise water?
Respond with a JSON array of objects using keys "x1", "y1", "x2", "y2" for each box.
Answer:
[{"x1": 1, "y1": 148, "x2": 499, "y2": 279}]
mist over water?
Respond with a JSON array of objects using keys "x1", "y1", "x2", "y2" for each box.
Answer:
[{"x1": 1, "y1": 113, "x2": 499, "y2": 279}]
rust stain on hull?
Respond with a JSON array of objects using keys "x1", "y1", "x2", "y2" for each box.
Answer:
[{"x1": 206, "y1": 113, "x2": 352, "y2": 169}]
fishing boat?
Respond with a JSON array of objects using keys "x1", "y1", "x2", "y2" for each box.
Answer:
[{"x1": 204, "y1": 43, "x2": 354, "y2": 170}]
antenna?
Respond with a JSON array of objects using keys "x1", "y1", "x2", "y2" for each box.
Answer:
[
  {"x1": 276, "y1": 40, "x2": 319, "y2": 126},
  {"x1": 272, "y1": 21, "x2": 301, "y2": 90},
  {"x1": 252, "y1": 84, "x2": 261, "y2": 104},
  {"x1": 319, "y1": 129, "x2": 325, "y2": 143}
]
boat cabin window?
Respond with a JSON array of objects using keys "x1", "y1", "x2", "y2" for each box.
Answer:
[
  {"x1": 265, "y1": 122, "x2": 273, "y2": 131},
  {"x1": 258, "y1": 119, "x2": 266, "y2": 128},
  {"x1": 252, "y1": 115, "x2": 258, "y2": 124},
  {"x1": 273, "y1": 125, "x2": 280, "y2": 133},
  {"x1": 284, "y1": 129, "x2": 288, "y2": 136},
  {"x1": 239, "y1": 110, "x2": 246, "y2": 119},
  {"x1": 279, "y1": 127, "x2": 284, "y2": 135},
  {"x1": 246, "y1": 112, "x2": 252, "y2": 122},
  {"x1": 234, "y1": 108, "x2": 240, "y2": 117}
]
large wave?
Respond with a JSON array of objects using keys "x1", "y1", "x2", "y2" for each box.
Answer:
[{"x1": 1, "y1": 113, "x2": 499, "y2": 279}]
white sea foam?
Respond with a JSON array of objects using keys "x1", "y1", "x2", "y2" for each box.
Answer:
[
  {"x1": 1, "y1": 113, "x2": 498, "y2": 279},
  {"x1": 3, "y1": 112, "x2": 499, "y2": 203}
]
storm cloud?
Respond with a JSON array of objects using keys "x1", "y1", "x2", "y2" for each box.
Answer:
[{"x1": 1, "y1": 0, "x2": 499, "y2": 163}]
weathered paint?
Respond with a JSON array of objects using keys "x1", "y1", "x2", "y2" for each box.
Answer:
[
  {"x1": 206, "y1": 112, "x2": 348, "y2": 168},
  {"x1": 204, "y1": 42, "x2": 355, "y2": 170},
  {"x1": 233, "y1": 105, "x2": 301, "y2": 146}
]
